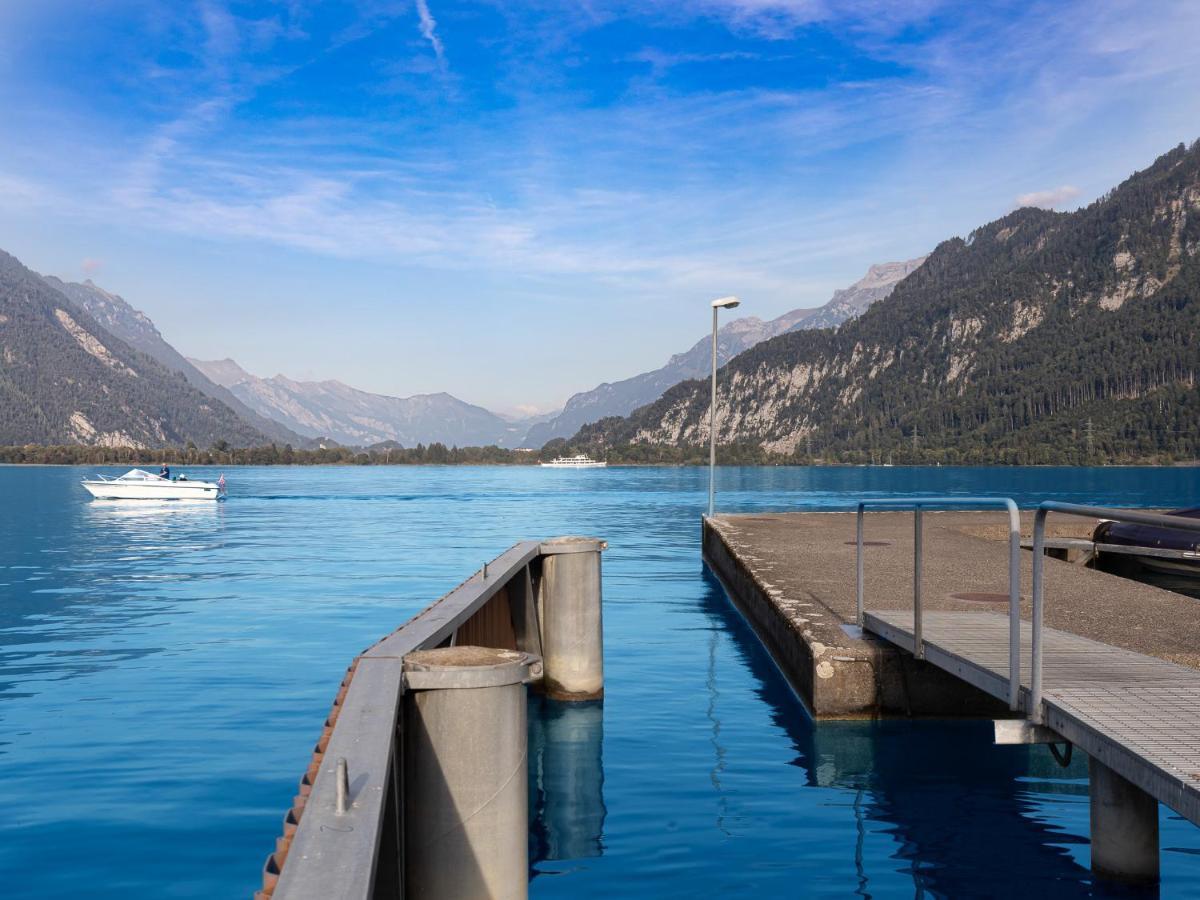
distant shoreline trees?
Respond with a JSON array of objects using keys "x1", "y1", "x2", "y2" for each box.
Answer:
[
  {"x1": 0, "y1": 439, "x2": 1194, "y2": 467},
  {"x1": 0, "y1": 443, "x2": 539, "y2": 466}
]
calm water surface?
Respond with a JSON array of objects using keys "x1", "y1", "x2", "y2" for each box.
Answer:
[{"x1": 2, "y1": 465, "x2": 1199, "y2": 898}]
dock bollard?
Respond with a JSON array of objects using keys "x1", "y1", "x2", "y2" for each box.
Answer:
[
  {"x1": 403, "y1": 647, "x2": 535, "y2": 900},
  {"x1": 539, "y1": 537, "x2": 606, "y2": 701}
]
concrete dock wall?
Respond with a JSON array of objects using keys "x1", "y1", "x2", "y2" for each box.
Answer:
[{"x1": 702, "y1": 516, "x2": 1007, "y2": 719}]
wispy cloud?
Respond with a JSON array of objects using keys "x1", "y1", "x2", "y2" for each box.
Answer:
[
  {"x1": 414, "y1": 0, "x2": 447, "y2": 72},
  {"x1": 635, "y1": 0, "x2": 946, "y2": 39},
  {"x1": 9, "y1": 0, "x2": 1196, "y2": 299},
  {"x1": 1014, "y1": 185, "x2": 1080, "y2": 209},
  {"x1": 81, "y1": 258, "x2": 104, "y2": 275}
]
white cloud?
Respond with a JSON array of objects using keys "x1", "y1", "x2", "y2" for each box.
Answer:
[
  {"x1": 414, "y1": 0, "x2": 447, "y2": 72},
  {"x1": 1014, "y1": 185, "x2": 1081, "y2": 209}
]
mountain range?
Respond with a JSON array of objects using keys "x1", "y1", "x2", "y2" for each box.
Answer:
[
  {"x1": 573, "y1": 141, "x2": 1200, "y2": 464},
  {"x1": 0, "y1": 244, "x2": 917, "y2": 451},
  {"x1": 523, "y1": 257, "x2": 925, "y2": 446},
  {"x1": 8, "y1": 140, "x2": 1198, "y2": 460},
  {"x1": 189, "y1": 358, "x2": 527, "y2": 448}
]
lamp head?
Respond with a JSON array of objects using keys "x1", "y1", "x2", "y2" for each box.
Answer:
[{"x1": 711, "y1": 295, "x2": 741, "y2": 309}]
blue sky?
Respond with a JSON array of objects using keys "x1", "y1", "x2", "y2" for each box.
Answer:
[{"x1": 1, "y1": 1, "x2": 1198, "y2": 415}]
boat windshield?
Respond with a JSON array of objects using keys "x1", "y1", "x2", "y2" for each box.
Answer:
[{"x1": 117, "y1": 469, "x2": 165, "y2": 481}]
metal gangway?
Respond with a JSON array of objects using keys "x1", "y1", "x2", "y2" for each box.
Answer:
[{"x1": 854, "y1": 498, "x2": 1200, "y2": 882}]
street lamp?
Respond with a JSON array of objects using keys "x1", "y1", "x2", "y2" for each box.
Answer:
[{"x1": 708, "y1": 295, "x2": 741, "y2": 518}]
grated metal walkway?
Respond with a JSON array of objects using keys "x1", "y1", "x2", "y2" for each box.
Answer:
[{"x1": 863, "y1": 610, "x2": 1200, "y2": 825}]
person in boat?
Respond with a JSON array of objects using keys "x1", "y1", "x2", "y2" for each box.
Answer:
[{"x1": 159, "y1": 464, "x2": 171, "y2": 480}]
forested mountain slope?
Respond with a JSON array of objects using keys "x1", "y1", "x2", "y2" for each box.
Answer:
[
  {"x1": 574, "y1": 142, "x2": 1200, "y2": 464},
  {"x1": 524, "y1": 257, "x2": 924, "y2": 446},
  {"x1": 44, "y1": 276, "x2": 304, "y2": 445},
  {"x1": 0, "y1": 251, "x2": 269, "y2": 448}
]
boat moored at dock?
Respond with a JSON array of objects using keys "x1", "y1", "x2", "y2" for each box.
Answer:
[
  {"x1": 1092, "y1": 507, "x2": 1200, "y2": 576},
  {"x1": 81, "y1": 468, "x2": 226, "y2": 501}
]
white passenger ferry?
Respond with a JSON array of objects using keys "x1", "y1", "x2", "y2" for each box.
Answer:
[{"x1": 539, "y1": 454, "x2": 607, "y2": 468}]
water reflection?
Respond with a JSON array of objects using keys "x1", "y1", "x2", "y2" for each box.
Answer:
[
  {"x1": 693, "y1": 569, "x2": 1162, "y2": 899},
  {"x1": 529, "y1": 696, "x2": 607, "y2": 868},
  {"x1": 705, "y1": 625, "x2": 731, "y2": 837},
  {"x1": 0, "y1": 487, "x2": 227, "y2": 706},
  {"x1": 80, "y1": 497, "x2": 222, "y2": 543}
]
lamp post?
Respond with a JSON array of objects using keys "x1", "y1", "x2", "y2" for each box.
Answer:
[{"x1": 708, "y1": 295, "x2": 741, "y2": 518}]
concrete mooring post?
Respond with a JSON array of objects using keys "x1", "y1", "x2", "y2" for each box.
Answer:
[
  {"x1": 403, "y1": 646, "x2": 535, "y2": 900},
  {"x1": 539, "y1": 537, "x2": 606, "y2": 701},
  {"x1": 1089, "y1": 757, "x2": 1159, "y2": 883}
]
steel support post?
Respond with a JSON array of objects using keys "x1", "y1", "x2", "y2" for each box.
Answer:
[{"x1": 1089, "y1": 757, "x2": 1160, "y2": 883}]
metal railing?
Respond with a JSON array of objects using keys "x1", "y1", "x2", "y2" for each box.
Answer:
[
  {"x1": 1029, "y1": 503, "x2": 1200, "y2": 724},
  {"x1": 856, "y1": 497, "x2": 1022, "y2": 710},
  {"x1": 265, "y1": 540, "x2": 551, "y2": 900}
]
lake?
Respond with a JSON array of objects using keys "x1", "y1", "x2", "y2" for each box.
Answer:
[{"x1": 1, "y1": 465, "x2": 1198, "y2": 897}]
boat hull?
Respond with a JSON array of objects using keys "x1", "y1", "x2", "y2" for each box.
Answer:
[
  {"x1": 539, "y1": 462, "x2": 607, "y2": 468},
  {"x1": 1135, "y1": 556, "x2": 1200, "y2": 578},
  {"x1": 81, "y1": 481, "x2": 221, "y2": 501},
  {"x1": 1093, "y1": 507, "x2": 1200, "y2": 579}
]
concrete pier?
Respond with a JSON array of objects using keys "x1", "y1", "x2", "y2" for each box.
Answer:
[
  {"x1": 267, "y1": 538, "x2": 608, "y2": 900},
  {"x1": 703, "y1": 511, "x2": 1200, "y2": 718}
]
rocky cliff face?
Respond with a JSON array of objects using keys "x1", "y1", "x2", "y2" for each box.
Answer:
[
  {"x1": 524, "y1": 256, "x2": 925, "y2": 446},
  {"x1": 575, "y1": 142, "x2": 1200, "y2": 463},
  {"x1": 800, "y1": 258, "x2": 927, "y2": 330}
]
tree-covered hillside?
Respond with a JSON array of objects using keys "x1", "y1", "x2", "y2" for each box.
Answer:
[
  {"x1": 574, "y1": 142, "x2": 1200, "y2": 465},
  {"x1": 43, "y1": 276, "x2": 304, "y2": 446},
  {"x1": 0, "y1": 250, "x2": 270, "y2": 448}
]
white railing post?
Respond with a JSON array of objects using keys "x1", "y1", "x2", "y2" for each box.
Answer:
[
  {"x1": 1004, "y1": 499, "x2": 1021, "y2": 712},
  {"x1": 913, "y1": 507, "x2": 924, "y2": 660},
  {"x1": 1030, "y1": 507, "x2": 1049, "y2": 724},
  {"x1": 855, "y1": 503, "x2": 865, "y2": 628}
]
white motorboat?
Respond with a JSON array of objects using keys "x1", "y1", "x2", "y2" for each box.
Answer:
[
  {"x1": 81, "y1": 468, "x2": 226, "y2": 501},
  {"x1": 539, "y1": 454, "x2": 607, "y2": 468}
]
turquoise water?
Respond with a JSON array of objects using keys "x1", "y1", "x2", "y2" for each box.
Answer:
[{"x1": 1, "y1": 465, "x2": 1199, "y2": 898}]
